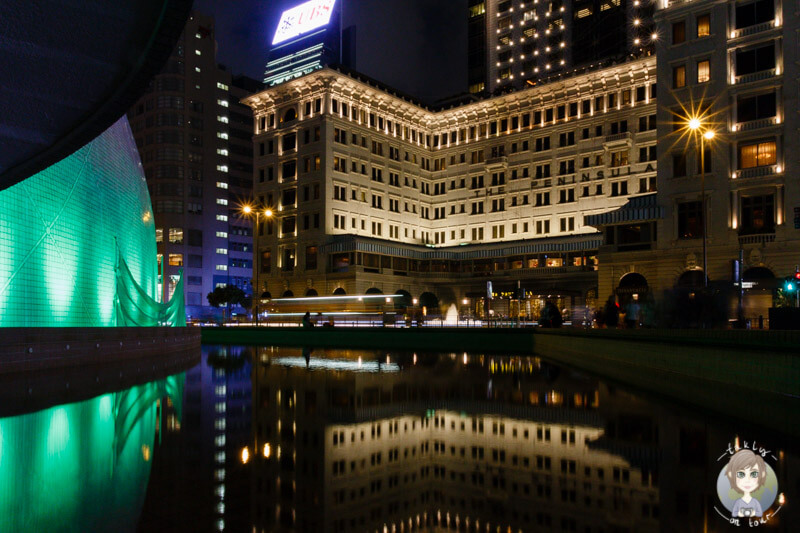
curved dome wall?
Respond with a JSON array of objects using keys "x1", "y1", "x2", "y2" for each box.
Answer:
[{"x1": 0, "y1": 117, "x2": 159, "y2": 327}]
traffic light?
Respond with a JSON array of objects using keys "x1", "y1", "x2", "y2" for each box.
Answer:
[{"x1": 784, "y1": 271, "x2": 800, "y2": 292}]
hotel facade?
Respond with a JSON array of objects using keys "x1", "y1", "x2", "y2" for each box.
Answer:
[
  {"x1": 244, "y1": 57, "x2": 658, "y2": 319},
  {"x1": 591, "y1": 0, "x2": 800, "y2": 324}
]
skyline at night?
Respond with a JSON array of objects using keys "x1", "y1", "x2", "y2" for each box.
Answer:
[
  {"x1": 194, "y1": 0, "x2": 468, "y2": 103},
  {"x1": 0, "y1": 1, "x2": 799, "y2": 531}
]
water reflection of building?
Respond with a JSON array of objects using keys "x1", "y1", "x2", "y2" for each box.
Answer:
[
  {"x1": 595, "y1": 382, "x2": 800, "y2": 532},
  {"x1": 249, "y1": 349, "x2": 660, "y2": 532},
  {"x1": 140, "y1": 346, "x2": 252, "y2": 532}
]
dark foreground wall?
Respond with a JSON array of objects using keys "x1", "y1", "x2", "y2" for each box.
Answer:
[
  {"x1": 0, "y1": 327, "x2": 200, "y2": 416},
  {"x1": 0, "y1": 327, "x2": 200, "y2": 375},
  {"x1": 201, "y1": 326, "x2": 537, "y2": 353}
]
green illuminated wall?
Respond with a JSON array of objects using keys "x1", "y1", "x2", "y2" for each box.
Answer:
[
  {"x1": 0, "y1": 374, "x2": 184, "y2": 532},
  {"x1": 0, "y1": 117, "x2": 181, "y2": 327}
]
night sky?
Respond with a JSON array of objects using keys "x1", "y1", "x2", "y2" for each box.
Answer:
[{"x1": 192, "y1": 0, "x2": 467, "y2": 104}]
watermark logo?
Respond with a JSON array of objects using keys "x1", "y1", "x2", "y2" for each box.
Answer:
[{"x1": 715, "y1": 437, "x2": 785, "y2": 526}]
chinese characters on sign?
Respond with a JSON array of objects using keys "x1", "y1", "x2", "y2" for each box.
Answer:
[{"x1": 272, "y1": 0, "x2": 337, "y2": 45}]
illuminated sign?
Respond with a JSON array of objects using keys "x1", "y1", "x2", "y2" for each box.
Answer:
[{"x1": 272, "y1": 0, "x2": 337, "y2": 45}]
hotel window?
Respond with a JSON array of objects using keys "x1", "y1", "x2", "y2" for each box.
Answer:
[
  {"x1": 610, "y1": 150, "x2": 629, "y2": 167},
  {"x1": 536, "y1": 220, "x2": 550, "y2": 235},
  {"x1": 672, "y1": 21, "x2": 686, "y2": 44},
  {"x1": 305, "y1": 246, "x2": 318, "y2": 270},
  {"x1": 738, "y1": 140, "x2": 776, "y2": 168},
  {"x1": 168, "y1": 253, "x2": 183, "y2": 266},
  {"x1": 333, "y1": 156, "x2": 347, "y2": 172},
  {"x1": 697, "y1": 60, "x2": 710, "y2": 83},
  {"x1": 559, "y1": 189, "x2": 575, "y2": 203},
  {"x1": 678, "y1": 201, "x2": 703, "y2": 239},
  {"x1": 696, "y1": 147, "x2": 712, "y2": 173},
  {"x1": 261, "y1": 251, "x2": 271, "y2": 273},
  {"x1": 736, "y1": 42, "x2": 775, "y2": 75},
  {"x1": 673, "y1": 153, "x2": 687, "y2": 177},
  {"x1": 696, "y1": 14, "x2": 710, "y2": 37},
  {"x1": 737, "y1": 92, "x2": 776, "y2": 122},
  {"x1": 735, "y1": 0, "x2": 775, "y2": 29},
  {"x1": 673, "y1": 65, "x2": 686, "y2": 88},
  {"x1": 155, "y1": 228, "x2": 163, "y2": 243},
  {"x1": 610, "y1": 181, "x2": 628, "y2": 197},
  {"x1": 638, "y1": 114, "x2": 657, "y2": 132},
  {"x1": 168, "y1": 228, "x2": 183, "y2": 243},
  {"x1": 740, "y1": 194, "x2": 775, "y2": 234},
  {"x1": 639, "y1": 145, "x2": 657, "y2": 162}
]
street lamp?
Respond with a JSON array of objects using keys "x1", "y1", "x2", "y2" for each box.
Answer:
[
  {"x1": 687, "y1": 118, "x2": 715, "y2": 288},
  {"x1": 241, "y1": 204, "x2": 273, "y2": 326}
]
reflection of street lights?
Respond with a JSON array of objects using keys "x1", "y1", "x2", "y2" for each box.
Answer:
[
  {"x1": 241, "y1": 204, "x2": 273, "y2": 325},
  {"x1": 687, "y1": 119, "x2": 715, "y2": 288}
]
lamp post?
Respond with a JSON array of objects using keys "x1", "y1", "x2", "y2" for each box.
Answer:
[
  {"x1": 242, "y1": 204, "x2": 273, "y2": 326},
  {"x1": 688, "y1": 118, "x2": 715, "y2": 288}
]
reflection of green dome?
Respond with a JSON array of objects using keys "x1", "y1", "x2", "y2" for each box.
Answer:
[
  {"x1": 0, "y1": 374, "x2": 184, "y2": 532},
  {"x1": 0, "y1": 117, "x2": 183, "y2": 327}
]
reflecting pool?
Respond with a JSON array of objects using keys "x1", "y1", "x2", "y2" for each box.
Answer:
[{"x1": 3, "y1": 346, "x2": 798, "y2": 532}]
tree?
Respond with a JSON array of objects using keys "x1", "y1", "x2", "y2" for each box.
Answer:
[{"x1": 207, "y1": 285, "x2": 247, "y2": 319}]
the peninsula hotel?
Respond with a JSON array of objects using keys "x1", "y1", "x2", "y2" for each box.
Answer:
[{"x1": 243, "y1": 56, "x2": 658, "y2": 318}]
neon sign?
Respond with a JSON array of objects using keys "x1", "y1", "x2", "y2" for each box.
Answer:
[{"x1": 272, "y1": 0, "x2": 337, "y2": 45}]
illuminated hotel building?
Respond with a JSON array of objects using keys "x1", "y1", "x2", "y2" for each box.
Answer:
[
  {"x1": 593, "y1": 0, "x2": 800, "y2": 323},
  {"x1": 128, "y1": 13, "x2": 262, "y2": 319},
  {"x1": 248, "y1": 351, "x2": 661, "y2": 532},
  {"x1": 468, "y1": 0, "x2": 657, "y2": 95},
  {"x1": 244, "y1": 56, "x2": 657, "y2": 317}
]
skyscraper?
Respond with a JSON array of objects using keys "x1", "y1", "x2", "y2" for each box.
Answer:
[
  {"x1": 469, "y1": 0, "x2": 656, "y2": 95},
  {"x1": 128, "y1": 12, "x2": 262, "y2": 320}
]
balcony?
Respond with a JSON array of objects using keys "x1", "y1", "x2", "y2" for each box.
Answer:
[
  {"x1": 733, "y1": 117, "x2": 778, "y2": 132},
  {"x1": 734, "y1": 68, "x2": 777, "y2": 86},
  {"x1": 733, "y1": 164, "x2": 779, "y2": 180},
  {"x1": 738, "y1": 232, "x2": 775, "y2": 245},
  {"x1": 485, "y1": 156, "x2": 508, "y2": 170},
  {"x1": 603, "y1": 131, "x2": 632, "y2": 146},
  {"x1": 730, "y1": 20, "x2": 778, "y2": 40}
]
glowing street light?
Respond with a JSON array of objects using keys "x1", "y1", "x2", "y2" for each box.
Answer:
[
  {"x1": 685, "y1": 117, "x2": 716, "y2": 288},
  {"x1": 240, "y1": 203, "x2": 274, "y2": 326}
]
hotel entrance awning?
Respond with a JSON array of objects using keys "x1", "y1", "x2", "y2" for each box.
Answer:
[{"x1": 584, "y1": 193, "x2": 663, "y2": 227}]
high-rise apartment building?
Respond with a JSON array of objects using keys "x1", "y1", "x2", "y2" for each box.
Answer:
[
  {"x1": 128, "y1": 12, "x2": 262, "y2": 320},
  {"x1": 594, "y1": 0, "x2": 799, "y2": 324},
  {"x1": 469, "y1": 0, "x2": 656, "y2": 95},
  {"x1": 244, "y1": 56, "x2": 657, "y2": 320}
]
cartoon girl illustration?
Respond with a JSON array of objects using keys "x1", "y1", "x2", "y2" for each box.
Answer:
[{"x1": 725, "y1": 449, "x2": 767, "y2": 518}]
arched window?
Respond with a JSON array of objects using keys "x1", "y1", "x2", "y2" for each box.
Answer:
[{"x1": 282, "y1": 107, "x2": 297, "y2": 122}]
